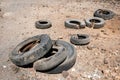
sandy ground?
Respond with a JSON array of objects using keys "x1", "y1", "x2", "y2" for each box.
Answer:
[{"x1": 0, "y1": 0, "x2": 120, "y2": 80}]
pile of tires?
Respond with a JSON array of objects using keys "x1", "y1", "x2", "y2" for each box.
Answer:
[{"x1": 9, "y1": 34, "x2": 76, "y2": 74}]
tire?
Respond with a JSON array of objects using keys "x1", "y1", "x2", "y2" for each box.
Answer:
[
  {"x1": 35, "y1": 20, "x2": 52, "y2": 29},
  {"x1": 94, "y1": 9, "x2": 115, "y2": 20},
  {"x1": 9, "y1": 34, "x2": 52, "y2": 66},
  {"x1": 65, "y1": 19, "x2": 85, "y2": 29},
  {"x1": 85, "y1": 17, "x2": 105, "y2": 29},
  {"x1": 47, "y1": 40, "x2": 76, "y2": 74},
  {"x1": 70, "y1": 34, "x2": 90, "y2": 45},
  {"x1": 33, "y1": 45, "x2": 67, "y2": 71}
]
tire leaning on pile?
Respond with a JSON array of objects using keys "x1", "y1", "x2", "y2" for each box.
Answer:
[{"x1": 9, "y1": 34, "x2": 52, "y2": 66}]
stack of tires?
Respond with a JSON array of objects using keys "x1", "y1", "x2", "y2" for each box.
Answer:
[{"x1": 9, "y1": 34, "x2": 76, "y2": 74}]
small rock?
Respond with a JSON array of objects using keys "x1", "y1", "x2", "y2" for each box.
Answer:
[
  {"x1": 103, "y1": 58, "x2": 108, "y2": 64},
  {"x1": 3, "y1": 12, "x2": 13, "y2": 17},
  {"x1": 87, "y1": 46, "x2": 93, "y2": 50},
  {"x1": 62, "y1": 71, "x2": 69, "y2": 78},
  {"x1": 116, "y1": 56, "x2": 120, "y2": 63},
  {"x1": 101, "y1": 30, "x2": 105, "y2": 32},
  {"x1": 71, "y1": 68, "x2": 76, "y2": 72},
  {"x1": 58, "y1": 36, "x2": 63, "y2": 39},
  {"x1": 3, "y1": 65, "x2": 7, "y2": 68}
]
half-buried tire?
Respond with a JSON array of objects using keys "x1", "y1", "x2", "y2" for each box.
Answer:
[
  {"x1": 94, "y1": 9, "x2": 115, "y2": 20},
  {"x1": 70, "y1": 34, "x2": 90, "y2": 45}
]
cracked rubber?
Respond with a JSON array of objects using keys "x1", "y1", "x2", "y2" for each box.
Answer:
[
  {"x1": 33, "y1": 45, "x2": 67, "y2": 71},
  {"x1": 85, "y1": 17, "x2": 105, "y2": 29},
  {"x1": 94, "y1": 9, "x2": 115, "y2": 20},
  {"x1": 35, "y1": 20, "x2": 52, "y2": 29},
  {"x1": 9, "y1": 34, "x2": 52, "y2": 66},
  {"x1": 47, "y1": 40, "x2": 76, "y2": 74},
  {"x1": 65, "y1": 19, "x2": 85, "y2": 29},
  {"x1": 70, "y1": 34, "x2": 90, "y2": 45}
]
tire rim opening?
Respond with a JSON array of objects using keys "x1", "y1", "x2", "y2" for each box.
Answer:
[
  {"x1": 90, "y1": 19, "x2": 101, "y2": 23},
  {"x1": 77, "y1": 34, "x2": 86, "y2": 39},
  {"x1": 39, "y1": 21, "x2": 48, "y2": 24},
  {"x1": 70, "y1": 21, "x2": 80, "y2": 25},
  {"x1": 19, "y1": 40, "x2": 40, "y2": 53},
  {"x1": 100, "y1": 10, "x2": 110, "y2": 15}
]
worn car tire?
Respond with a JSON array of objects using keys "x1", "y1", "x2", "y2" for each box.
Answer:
[
  {"x1": 47, "y1": 40, "x2": 76, "y2": 74},
  {"x1": 33, "y1": 45, "x2": 67, "y2": 71},
  {"x1": 70, "y1": 34, "x2": 90, "y2": 45},
  {"x1": 94, "y1": 9, "x2": 115, "y2": 20},
  {"x1": 9, "y1": 34, "x2": 52, "y2": 66},
  {"x1": 65, "y1": 19, "x2": 85, "y2": 29},
  {"x1": 35, "y1": 20, "x2": 52, "y2": 29},
  {"x1": 85, "y1": 17, "x2": 105, "y2": 29}
]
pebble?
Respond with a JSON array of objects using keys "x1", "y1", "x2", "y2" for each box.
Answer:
[
  {"x1": 62, "y1": 71, "x2": 69, "y2": 78},
  {"x1": 58, "y1": 36, "x2": 63, "y2": 39},
  {"x1": 87, "y1": 46, "x2": 93, "y2": 50},
  {"x1": 2, "y1": 12, "x2": 13, "y2": 17},
  {"x1": 71, "y1": 68, "x2": 76, "y2": 72},
  {"x1": 101, "y1": 30, "x2": 105, "y2": 32},
  {"x1": 3, "y1": 65, "x2": 7, "y2": 68},
  {"x1": 103, "y1": 58, "x2": 108, "y2": 64}
]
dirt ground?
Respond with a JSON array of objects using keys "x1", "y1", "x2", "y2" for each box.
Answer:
[{"x1": 0, "y1": 0, "x2": 120, "y2": 80}]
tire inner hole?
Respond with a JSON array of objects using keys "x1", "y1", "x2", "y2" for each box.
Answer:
[
  {"x1": 39, "y1": 21, "x2": 48, "y2": 24},
  {"x1": 90, "y1": 19, "x2": 101, "y2": 23},
  {"x1": 19, "y1": 40, "x2": 40, "y2": 53},
  {"x1": 43, "y1": 47, "x2": 58, "y2": 58},
  {"x1": 100, "y1": 10, "x2": 110, "y2": 15},
  {"x1": 77, "y1": 34, "x2": 86, "y2": 39},
  {"x1": 70, "y1": 21, "x2": 80, "y2": 26}
]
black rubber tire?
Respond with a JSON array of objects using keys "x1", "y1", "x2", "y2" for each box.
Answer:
[
  {"x1": 70, "y1": 34, "x2": 90, "y2": 45},
  {"x1": 47, "y1": 40, "x2": 76, "y2": 74},
  {"x1": 94, "y1": 9, "x2": 115, "y2": 20},
  {"x1": 35, "y1": 20, "x2": 52, "y2": 29},
  {"x1": 9, "y1": 34, "x2": 52, "y2": 66},
  {"x1": 65, "y1": 19, "x2": 85, "y2": 29},
  {"x1": 33, "y1": 45, "x2": 67, "y2": 71},
  {"x1": 85, "y1": 17, "x2": 105, "y2": 29}
]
